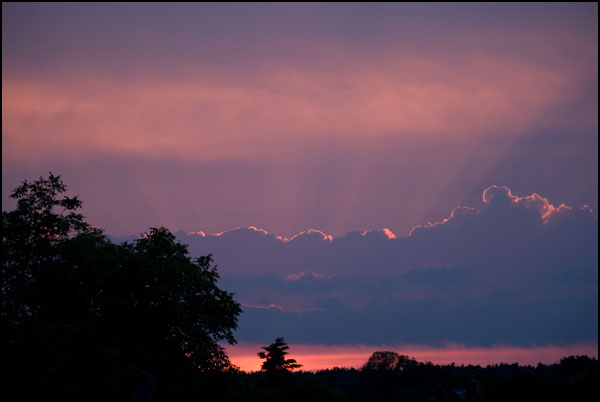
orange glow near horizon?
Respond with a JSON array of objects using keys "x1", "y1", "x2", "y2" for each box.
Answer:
[{"x1": 225, "y1": 342, "x2": 599, "y2": 372}]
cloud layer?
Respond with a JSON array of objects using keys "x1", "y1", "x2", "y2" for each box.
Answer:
[{"x1": 110, "y1": 186, "x2": 597, "y2": 347}]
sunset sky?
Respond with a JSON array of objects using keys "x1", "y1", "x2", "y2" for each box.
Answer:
[{"x1": 2, "y1": 3, "x2": 598, "y2": 369}]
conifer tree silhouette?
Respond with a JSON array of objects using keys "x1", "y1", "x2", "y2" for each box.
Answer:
[{"x1": 257, "y1": 337, "x2": 302, "y2": 373}]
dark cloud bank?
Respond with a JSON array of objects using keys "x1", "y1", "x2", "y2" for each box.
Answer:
[{"x1": 112, "y1": 186, "x2": 598, "y2": 347}]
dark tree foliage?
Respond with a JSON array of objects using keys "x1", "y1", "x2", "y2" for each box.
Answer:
[
  {"x1": 232, "y1": 352, "x2": 598, "y2": 400},
  {"x1": 258, "y1": 337, "x2": 302, "y2": 373},
  {"x1": 1, "y1": 174, "x2": 242, "y2": 399},
  {"x1": 362, "y1": 351, "x2": 418, "y2": 371},
  {"x1": 303, "y1": 352, "x2": 599, "y2": 400}
]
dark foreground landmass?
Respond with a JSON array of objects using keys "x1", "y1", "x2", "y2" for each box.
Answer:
[
  {"x1": 2, "y1": 353, "x2": 598, "y2": 400},
  {"x1": 201, "y1": 354, "x2": 599, "y2": 400}
]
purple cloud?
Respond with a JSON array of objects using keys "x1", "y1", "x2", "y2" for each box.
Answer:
[{"x1": 110, "y1": 186, "x2": 600, "y2": 346}]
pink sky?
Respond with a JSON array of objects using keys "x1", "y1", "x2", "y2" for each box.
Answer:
[
  {"x1": 2, "y1": 3, "x2": 597, "y2": 238},
  {"x1": 2, "y1": 3, "x2": 597, "y2": 355}
]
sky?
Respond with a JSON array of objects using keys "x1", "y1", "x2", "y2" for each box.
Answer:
[{"x1": 2, "y1": 3, "x2": 598, "y2": 369}]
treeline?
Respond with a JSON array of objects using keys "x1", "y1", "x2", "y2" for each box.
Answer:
[
  {"x1": 286, "y1": 353, "x2": 599, "y2": 400},
  {"x1": 129, "y1": 352, "x2": 600, "y2": 400}
]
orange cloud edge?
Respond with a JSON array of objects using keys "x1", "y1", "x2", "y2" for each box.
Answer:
[{"x1": 184, "y1": 186, "x2": 594, "y2": 242}]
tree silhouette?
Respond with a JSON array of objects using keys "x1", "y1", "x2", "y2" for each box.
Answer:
[
  {"x1": 362, "y1": 351, "x2": 418, "y2": 371},
  {"x1": 1, "y1": 173, "x2": 242, "y2": 399},
  {"x1": 258, "y1": 337, "x2": 302, "y2": 373}
]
